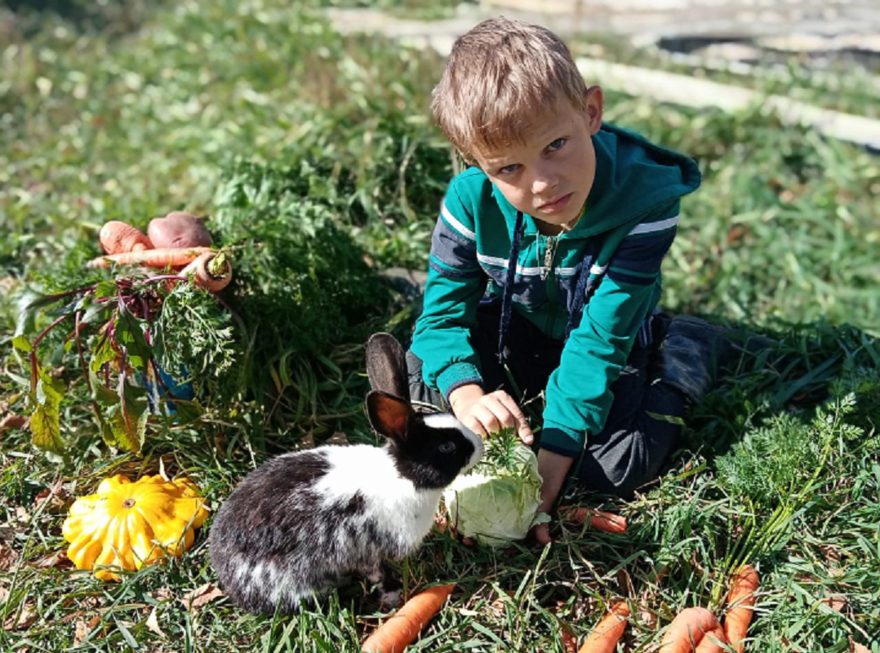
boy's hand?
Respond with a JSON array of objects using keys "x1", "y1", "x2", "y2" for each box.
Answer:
[
  {"x1": 448, "y1": 384, "x2": 533, "y2": 444},
  {"x1": 531, "y1": 449, "x2": 575, "y2": 545}
]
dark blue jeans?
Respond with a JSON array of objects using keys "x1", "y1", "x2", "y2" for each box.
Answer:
[{"x1": 406, "y1": 301, "x2": 687, "y2": 498}]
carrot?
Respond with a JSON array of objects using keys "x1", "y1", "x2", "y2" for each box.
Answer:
[
  {"x1": 87, "y1": 246, "x2": 214, "y2": 269},
  {"x1": 659, "y1": 607, "x2": 724, "y2": 653},
  {"x1": 693, "y1": 626, "x2": 726, "y2": 653},
  {"x1": 179, "y1": 251, "x2": 233, "y2": 292},
  {"x1": 561, "y1": 627, "x2": 578, "y2": 653},
  {"x1": 723, "y1": 564, "x2": 759, "y2": 653},
  {"x1": 0, "y1": 414, "x2": 28, "y2": 433},
  {"x1": 562, "y1": 506, "x2": 628, "y2": 534},
  {"x1": 588, "y1": 510, "x2": 628, "y2": 534},
  {"x1": 361, "y1": 583, "x2": 455, "y2": 653},
  {"x1": 99, "y1": 220, "x2": 153, "y2": 254},
  {"x1": 578, "y1": 601, "x2": 630, "y2": 653}
]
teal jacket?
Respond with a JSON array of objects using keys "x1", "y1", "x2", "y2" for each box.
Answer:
[{"x1": 411, "y1": 124, "x2": 701, "y2": 456}]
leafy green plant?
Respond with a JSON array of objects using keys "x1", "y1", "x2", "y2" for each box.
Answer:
[
  {"x1": 710, "y1": 364, "x2": 878, "y2": 582},
  {"x1": 714, "y1": 392, "x2": 862, "y2": 507},
  {"x1": 10, "y1": 271, "x2": 233, "y2": 454},
  {"x1": 152, "y1": 281, "x2": 240, "y2": 402},
  {"x1": 210, "y1": 157, "x2": 392, "y2": 407}
]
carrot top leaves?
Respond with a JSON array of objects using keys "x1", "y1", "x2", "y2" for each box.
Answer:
[{"x1": 13, "y1": 272, "x2": 235, "y2": 454}]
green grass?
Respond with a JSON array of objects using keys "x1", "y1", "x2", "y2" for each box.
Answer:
[{"x1": 1, "y1": 1, "x2": 879, "y2": 651}]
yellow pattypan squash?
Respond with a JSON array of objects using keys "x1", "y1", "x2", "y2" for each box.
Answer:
[{"x1": 62, "y1": 474, "x2": 208, "y2": 581}]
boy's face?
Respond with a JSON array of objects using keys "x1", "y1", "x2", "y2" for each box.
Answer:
[{"x1": 473, "y1": 87, "x2": 603, "y2": 232}]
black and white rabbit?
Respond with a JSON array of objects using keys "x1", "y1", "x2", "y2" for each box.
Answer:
[{"x1": 208, "y1": 333, "x2": 483, "y2": 614}]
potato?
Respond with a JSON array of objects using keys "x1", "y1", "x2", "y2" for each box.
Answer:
[{"x1": 147, "y1": 211, "x2": 213, "y2": 249}]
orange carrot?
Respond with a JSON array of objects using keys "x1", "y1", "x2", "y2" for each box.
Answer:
[
  {"x1": 562, "y1": 506, "x2": 628, "y2": 534},
  {"x1": 578, "y1": 601, "x2": 630, "y2": 653},
  {"x1": 0, "y1": 414, "x2": 28, "y2": 433},
  {"x1": 693, "y1": 625, "x2": 727, "y2": 652},
  {"x1": 723, "y1": 564, "x2": 759, "y2": 653},
  {"x1": 588, "y1": 510, "x2": 628, "y2": 534},
  {"x1": 361, "y1": 583, "x2": 455, "y2": 653},
  {"x1": 561, "y1": 626, "x2": 578, "y2": 653},
  {"x1": 99, "y1": 220, "x2": 153, "y2": 254},
  {"x1": 659, "y1": 607, "x2": 724, "y2": 653},
  {"x1": 87, "y1": 246, "x2": 214, "y2": 269},
  {"x1": 179, "y1": 251, "x2": 233, "y2": 292}
]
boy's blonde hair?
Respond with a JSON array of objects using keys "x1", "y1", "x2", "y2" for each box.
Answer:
[{"x1": 431, "y1": 17, "x2": 588, "y2": 161}]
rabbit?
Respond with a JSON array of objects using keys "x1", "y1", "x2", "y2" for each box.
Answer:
[{"x1": 208, "y1": 332, "x2": 483, "y2": 614}]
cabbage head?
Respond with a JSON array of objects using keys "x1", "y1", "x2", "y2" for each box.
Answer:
[{"x1": 442, "y1": 430, "x2": 548, "y2": 546}]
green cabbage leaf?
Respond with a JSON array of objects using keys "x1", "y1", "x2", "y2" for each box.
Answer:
[{"x1": 442, "y1": 430, "x2": 549, "y2": 546}]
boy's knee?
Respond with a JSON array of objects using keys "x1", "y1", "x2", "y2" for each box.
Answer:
[
  {"x1": 404, "y1": 349, "x2": 426, "y2": 397},
  {"x1": 577, "y1": 423, "x2": 679, "y2": 498},
  {"x1": 404, "y1": 350, "x2": 445, "y2": 411},
  {"x1": 579, "y1": 454, "x2": 651, "y2": 498}
]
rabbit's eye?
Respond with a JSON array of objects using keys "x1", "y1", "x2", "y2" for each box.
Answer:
[{"x1": 438, "y1": 441, "x2": 456, "y2": 454}]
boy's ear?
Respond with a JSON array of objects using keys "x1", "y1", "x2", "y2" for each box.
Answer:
[{"x1": 584, "y1": 85, "x2": 604, "y2": 135}]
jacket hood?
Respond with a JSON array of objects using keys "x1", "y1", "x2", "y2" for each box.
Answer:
[{"x1": 570, "y1": 122, "x2": 702, "y2": 238}]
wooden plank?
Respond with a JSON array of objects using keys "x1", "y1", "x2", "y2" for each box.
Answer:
[
  {"x1": 330, "y1": 8, "x2": 880, "y2": 151},
  {"x1": 574, "y1": 58, "x2": 880, "y2": 150}
]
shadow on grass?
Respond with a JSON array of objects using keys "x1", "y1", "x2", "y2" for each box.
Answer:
[
  {"x1": 684, "y1": 318, "x2": 879, "y2": 459},
  {"x1": 597, "y1": 319, "x2": 880, "y2": 615}
]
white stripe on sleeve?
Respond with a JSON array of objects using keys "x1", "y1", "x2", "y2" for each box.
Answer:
[
  {"x1": 627, "y1": 215, "x2": 680, "y2": 236},
  {"x1": 440, "y1": 202, "x2": 476, "y2": 241}
]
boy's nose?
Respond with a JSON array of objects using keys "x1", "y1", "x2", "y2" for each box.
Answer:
[{"x1": 530, "y1": 167, "x2": 558, "y2": 195}]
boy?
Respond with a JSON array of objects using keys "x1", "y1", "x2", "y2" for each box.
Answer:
[{"x1": 407, "y1": 17, "x2": 725, "y2": 544}]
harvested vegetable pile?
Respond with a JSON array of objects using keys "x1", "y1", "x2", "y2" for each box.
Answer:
[
  {"x1": 12, "y1": 213, "x2": 238, "y2": 453},
  {"x1": 11, "y1": 161, "x2": 395, "y2": 454}
]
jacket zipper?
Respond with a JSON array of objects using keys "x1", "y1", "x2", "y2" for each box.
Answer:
[
  {"x1": 540, "y1": 235, "x2": 556, "y2": 281},
  {"x1": 541, "y1": 234, "x2": 559, "y2": 334}
]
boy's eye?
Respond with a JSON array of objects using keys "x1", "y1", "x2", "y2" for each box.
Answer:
[
  {"x1": 546, "y1": 137, "x2": 566, "y2": 152},
  {"x1": 438, "y1": 441, "x2": 456, "y2": 454},
  {"x1": 497, "y1": 163, "x2": 520, "y2": 176}
]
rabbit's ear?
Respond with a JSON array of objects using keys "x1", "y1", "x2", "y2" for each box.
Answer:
[
  {"x1": 365, "y1": 332, "x2": 409, "y2": 400},
  {"x1": 366, "y1": 391, "x2": 412, "y2": 443}
]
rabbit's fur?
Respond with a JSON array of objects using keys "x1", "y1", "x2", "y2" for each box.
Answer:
[{"x1": 208, "y1": 333, "x2": 482, "y2": 613}]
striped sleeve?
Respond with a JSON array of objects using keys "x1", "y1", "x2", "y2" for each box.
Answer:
[
  {"x1": 411, "y1": 181, "x2": 488, "y2": 399},
  {"x1": 539, "y1": 201, "x2": 680, "y2": 456},
  {"x1": 606, "y1": 205, "x2": 679, "y2": 286},
  {"x1": 427, "y1": 196, "x2": 482, "y2": 279}
]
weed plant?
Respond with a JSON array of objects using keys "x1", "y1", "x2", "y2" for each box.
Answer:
[{"x1": 0, "y1": 1, "x2": 878, "y2": 651}]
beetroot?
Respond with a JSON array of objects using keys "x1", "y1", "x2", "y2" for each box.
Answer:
[{"x1": 147, "y1": 211, "x2": 213, "y2": 249}]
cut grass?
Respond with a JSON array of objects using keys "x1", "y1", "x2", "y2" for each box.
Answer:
[{"x1": 1, "y1": 1, "x2": 879, "y2": 651}]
